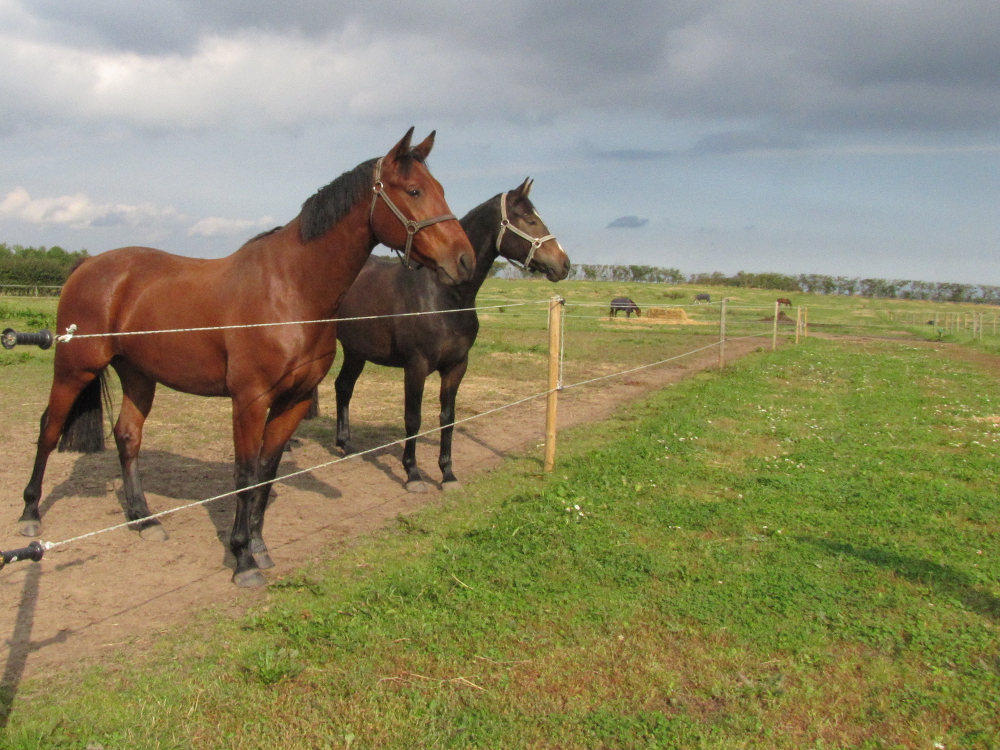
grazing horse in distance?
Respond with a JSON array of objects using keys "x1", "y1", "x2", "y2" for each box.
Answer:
[
  {"x1": 333, "y1": 178, "x2": 570, "y2": 492},
  {"x1": 610, "y1": 297, "x2": 641, "y2": 318},
  {"x1": 694, "y1": 293, "x2": 711, "y2": 304},
  {"x1": 776, "y1": 297, "x2": 793, "y2": 307},
  {"x1": 19, "y1": 128, "x2": 474, "y2": 588}
]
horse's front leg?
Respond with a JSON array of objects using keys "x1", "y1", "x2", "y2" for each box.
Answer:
[
  {"x1": 247, "y1": 397, "x2": 315, "y2": 571},
  {"x1": 230, "y1": 397, "x2": 271, "y2": 588},
  {"x1": 402, "y1": 361, "x2": 430, "y2": 493},
  {"x1": 438, "y1": 358, "x2": 468, "y2": 490},
  {"x1": 334, "y1": 350, "x2": 367, "y2": 454}
]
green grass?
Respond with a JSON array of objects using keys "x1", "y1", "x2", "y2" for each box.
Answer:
[{"x1": 4, "y1": 336, "x2": 999, "y2": 749}]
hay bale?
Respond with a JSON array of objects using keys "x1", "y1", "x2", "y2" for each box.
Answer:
[{"x1": 647, "y1": 307, "x2": 690, "y2": 322}]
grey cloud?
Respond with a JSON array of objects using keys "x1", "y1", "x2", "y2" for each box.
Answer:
[
  {"x1": 593, "y1": 148, "x2": 676, "y2": 162},
  {"x1": 607, "y1": 216, "x2": 648, "y2": 229},
  {"x1": 6, "y1": 0, "x2": 1000, "y2": 133},
  {"x1": 690, "y1": 130, "x2": 809, "y2": 155}
]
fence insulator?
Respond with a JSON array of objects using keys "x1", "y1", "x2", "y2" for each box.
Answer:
[
  {"x1": 0, "y1": 541, "x2": 45, "y2": 570},
  {"x1": 1, "y1": 328, "x2": 53, "y2": 350}
]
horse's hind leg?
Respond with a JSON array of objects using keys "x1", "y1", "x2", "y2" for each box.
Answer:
[
  {"x1": 20, "y1": 372, "x2": 101, "y2": 537},
  {"x1": 437, "y1": 358, "x2": 468, "y2": 490},
  {"x1": 111, "y1": 362, "x2": 165, "y2": 541},
  {"x1": 334, "y1": 350, "x2": 367, "y2": 454}
]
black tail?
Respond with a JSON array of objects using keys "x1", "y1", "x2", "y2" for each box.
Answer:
[{"x1": 58, "y1": 371, "x2": 110, "y2": 453}]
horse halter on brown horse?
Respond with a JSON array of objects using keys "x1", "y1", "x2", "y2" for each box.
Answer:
[
  {"x1": 495, "y1": 189, "x2": 558, "y2": 272},
  {"x1": 370, "y1": 156, "x2": 458, "y2": 267}
]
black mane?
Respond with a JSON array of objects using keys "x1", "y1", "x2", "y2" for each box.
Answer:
[{"x1": 299, "y1": 158, "x2": 378, "y2": 243}]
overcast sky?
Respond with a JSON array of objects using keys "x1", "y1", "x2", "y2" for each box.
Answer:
[{"x1": 1, "y1": 0, "x2": 998, "y2": 284}]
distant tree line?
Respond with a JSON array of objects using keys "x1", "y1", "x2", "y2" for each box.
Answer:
[
  {"x1": 4, "y1": 246, "x2": 996, "y2": 304},
  {"x1": 694, "y1": 271, "x2": 1000, "y2": 304},
  {"x1": 492, "y1": 263, "x2": 686, "y2": 284},
  {"x1": 494, "y1": 261, "x2": 1000, "y2": 304},
  {"x1": 0, "y1": 244, "x2": 90, "y2": 286}
]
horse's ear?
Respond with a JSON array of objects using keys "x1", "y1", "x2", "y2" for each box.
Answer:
[
  {"x1": 513, "y1": 177, "x2": 533, "y2": 201},
  {"x1": 390, "y1": 127, "x2": 416, "y2": 161},
  {"x1": 411, "y1": 130, "x2": 435, "y2": 160}
]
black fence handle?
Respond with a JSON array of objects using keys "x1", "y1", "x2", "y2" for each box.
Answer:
[
  {"x1": 0, "y1": 541, "x2": 45, "y2": 569},
  {"x1": 1, "y1": 328, "x2": 53, "y2": 350}
]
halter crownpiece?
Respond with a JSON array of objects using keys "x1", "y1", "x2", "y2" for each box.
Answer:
[
  {"x1": 495, "y1": 192, "x2": 557, "y2": 272},
  {"x1": 370, "y1": 157, "x2": 457, "y2": 268}
]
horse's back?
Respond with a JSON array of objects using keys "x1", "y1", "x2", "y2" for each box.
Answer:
[{"x1": 60, "y1": 247, "x2": 224, "y2": 333}]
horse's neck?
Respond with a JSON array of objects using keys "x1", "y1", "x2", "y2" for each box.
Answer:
[
  {"x1": 256, "y1": 210, "x2": 378, "y2": 317},
  {"x1": 449, "y1": 201, "x2": 501, "y2": 306}
]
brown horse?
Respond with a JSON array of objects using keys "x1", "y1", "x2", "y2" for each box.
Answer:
[
  {"x1": 19, "y1": 129, "x2": 474, "y2": 587},
  {"x1": 776, "y1": 298, "x2": 792, "y2": 307}
]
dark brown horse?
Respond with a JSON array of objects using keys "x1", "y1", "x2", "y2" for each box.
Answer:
[
  {"x1": 20, "y1": 129, "x2": 474, "y2": 587},
  {"x1": 332, "y1": 178, "x2": 569, "y2": 491},
  {"x1": 610, "y1": 297, "x2": 641, "y2": 318},
  {"x1": 776, "y1": 297, "x2": 792, "y2": 307}
]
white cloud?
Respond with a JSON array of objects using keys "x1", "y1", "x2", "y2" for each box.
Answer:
[
  {"x1": 0, "y1": 186, "x2": 274, "y2": 241},
  {"x1": 188, "y1": 215, "x2": 276, "y2": 237},
  {"x1": 0, "y1": 186, "x2": 182, "y2": 228}
]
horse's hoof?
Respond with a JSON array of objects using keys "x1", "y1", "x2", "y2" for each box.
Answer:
[
  {"x1": 405, "y1": 480, "x2": 429, "y2": 493},
  {"x1": 139, "y1": 523, "x2": 169, "y2": 542},
  {"x1": 337, "y1": 443, "x2": 355, "y2": 456},
  {"x1": 442, "y1": 480, "x2": 463, "y2": 492},
  {"x1": 233, "y1": 569, "x2": 268, "y2": 588},
  {"x1": 17, "y1": 520, "x2": 40, "y2": 538},
  {"x1": 253, "y1": 551, "x2": 275, "y2": 569}
]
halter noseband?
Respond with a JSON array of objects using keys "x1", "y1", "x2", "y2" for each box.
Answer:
[
  {"x1": 370, "y1": 157, "x2": 457, "y2": 267},
  {"x1": 496, "y1": 192, "x2": 557, "y2": 272}
]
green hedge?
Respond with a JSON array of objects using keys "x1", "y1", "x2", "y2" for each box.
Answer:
[{"x1": 0, "y1": 244, "x2": 89, "y2": 286}]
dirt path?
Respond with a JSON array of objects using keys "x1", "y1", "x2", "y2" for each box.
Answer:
[{"x1": 0, "y1": 337, "x2": 766, "y2": 681}]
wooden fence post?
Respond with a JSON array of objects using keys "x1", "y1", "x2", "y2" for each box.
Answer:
[
  {"x1": 718, "y1": 298, "x2": 727, "y2": 369},
  {"x1": 772, "y1": 301, "x2": 779, "y2": 351},
  {"x1": 544, "y1": 295, "x2": 564, "y2": 473},
  {"x1": 795, "y1": 307, "x2": 802, "y2": 344}
]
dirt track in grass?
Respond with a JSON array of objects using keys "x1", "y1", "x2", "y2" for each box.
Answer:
[{"x1": 0, "y1": 337, "x2": 769, "y2": 680}]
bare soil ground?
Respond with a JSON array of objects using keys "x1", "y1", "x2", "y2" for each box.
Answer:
[{"x1": 0, "y1": 337, "x2": 766, "y2": 681}]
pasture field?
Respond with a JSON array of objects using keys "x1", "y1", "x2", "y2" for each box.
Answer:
[{"x1": 0, "y1": 296, "x2": 997, "y2": 747}]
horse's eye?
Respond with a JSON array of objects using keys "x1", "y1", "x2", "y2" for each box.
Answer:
[{"x1": 407, "y1": 189, "x2": 421, "y2": 198}]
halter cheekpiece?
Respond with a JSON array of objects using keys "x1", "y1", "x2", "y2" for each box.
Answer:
[
  {"x1": 495, "y1": 192, "x2": 557, "y2": 272},
  {"x1": 370, "y1": 157, "x2": 457, "y2": 267}
]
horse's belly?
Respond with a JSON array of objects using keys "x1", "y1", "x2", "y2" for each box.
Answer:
[{"x1": 117, "y1": 336, "x2": 230, "y2": 397}]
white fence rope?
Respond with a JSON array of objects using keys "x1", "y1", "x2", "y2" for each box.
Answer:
[
  {"x1": 55, "y1": 301, "x2": 548, "y2": 343},
  {"x1": 30, "y1": 291, "x2": 782, "y2": 553},
  {"x1": 42, "y1": 387, "x2": 555, "y2": 551}
]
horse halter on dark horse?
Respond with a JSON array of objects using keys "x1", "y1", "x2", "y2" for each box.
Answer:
[
  {"x1": 495, "y1": 190, "x2": 557, "y2": 272},
  {"x1": 370, "y1": 156, "x2": 458, "y2": 267}
]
